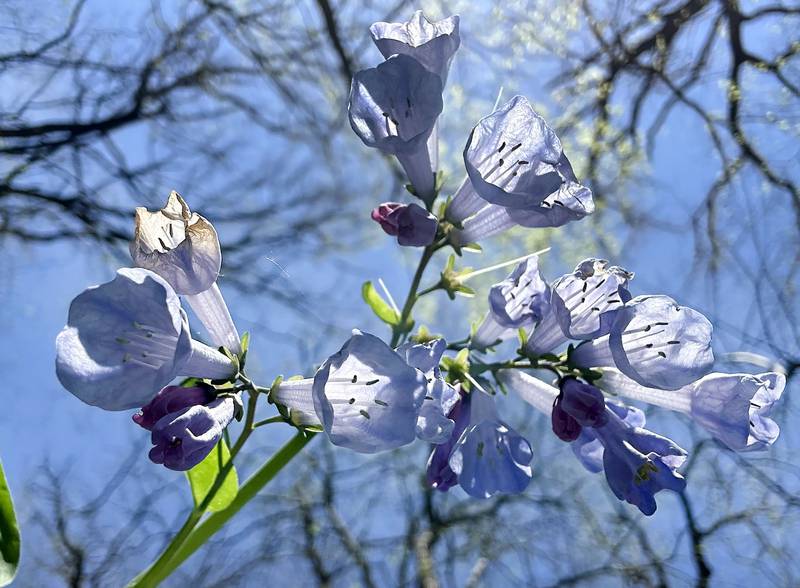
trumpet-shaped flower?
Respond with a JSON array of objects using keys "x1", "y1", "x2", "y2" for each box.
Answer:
[
  {"x1": 497, "y1": 369, "x2": 683, "y2": 514},
  {"x1": 448, "y1": 391, "x2": 533, "y2": 499},
  {"x1": 371, "y1": 202, "x2": 438, "y2": 247},
  {"x1": 396, "y1": 338, "x2": 459, "y2": 443},
  {"x1": 56, "y1": 268, "x2": 235, "y2": 411},
  {"x1": 472, "y1": 256, "x2": 549, "y2": 349},
  {"x1": 571, "y1": 402, "x2": 646, "y2": 474},
  {"x1": 524, "y1": 258, "x2": 632, "y2": 356},
  {"x1": 427, "y1": 388, "x2": 470, "y2": 492},
  {"x1": 349, "y1": 55, "x2": 443, "y2": 202},
  {"x1": 272, "y1": 331, "x2": 427, "y2": 453},
  {"x1": 452, "y1": 156, "x2": 593, "y2": 244},
  {"x1": 447, "y1": 96, "x2": 590, "y2": 227},
  {"x1": 599, "y1": 368, "x2": 785, "y2": 451},
  {"x1": 594, "y1": 408, "x2": 687, "y2": 515},
  {"x1": 370, "y1": 11, "x2": 460, "y2": 83},
  {"x1": 130, "y1": 191, "x2": 241, "y2": 354},
  {"x1": 148, "y1": 395, "x2": 236, "y2": 471},
  {"x1": 571, "y1": 295, "x2": 714, "y2": 390},
  {"x1": 133, "y1": 384, "x2": 214, "y2": 430},
  {"x1": 551, "y1": 259, "x2": 632, "y2": 340}
]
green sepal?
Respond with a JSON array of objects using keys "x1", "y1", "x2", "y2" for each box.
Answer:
[
  {"x1": 361, "y1": 281, "x2": 401, "y2": 326},
  {"x1": 434, "y1": 170, "x2": 446, "y2": 192},
  {"x1": 410, "y1": 325, "x2": 444, "y2": 344},
  {"x1": 239, "y1": 331, "x2": 250, "y2": 368}
]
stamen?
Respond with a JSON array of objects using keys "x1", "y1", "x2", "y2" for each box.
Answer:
[{"x1": 359, "y1": 409, "x2": 371, "y2": 419}]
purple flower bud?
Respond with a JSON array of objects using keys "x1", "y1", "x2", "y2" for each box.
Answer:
[
  {"x1": 558, "y1": 378, "x2": 609, "y2": 428},
  {"x1": 371, "y1": 202, "x2": 438, "y2": 247},
  {"x1": 551, "y1": 394, "x2": 582, "y2": 441},
  {"x1": 371, "y1": 202, "x2": 404, "y2": 235},
  {"x1": 148, "y1": 396, "x2": 235, "y2": 471},
  {"x1": 133, "y1": 385, "x2": 214, "y2": 431}
]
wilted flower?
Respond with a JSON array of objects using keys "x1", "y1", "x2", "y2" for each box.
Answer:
[
  {"x1": 371, "y1": 202, "x2": 438, "y2": 247},
  {"x1": 599, "y1": 368, "x2": 785, "y2": 451},
  {"x1": 271, "y1": 330, "x2": 427, "y2": 453},
  {"x1": 130, "y1": 191, "x2": 241, "y2": 354},
  {"x1": 447, "y1": 391, "x2": 533, "y2": 499},
  {"x1": 131, "y1": 191, "x2": 220, "y2": 296},
  {"x1": 56, "y1": 268, "x2": 236, "y2": 411},
  {"x1": 370, "y1": 11, "x2": 460, "y2": 83},
  {"x1": 472, "y1": 256, "x2": 549, "y2": 349},
  {"x1": 571, "y1": 295, "x2": 714, "y2": 390},
  {"x1": 148, "y1": 395, "x2": 236, "y2": 471},
  {"x1": 349, "y1": 54, "x2": 443, "y2": 202},
  {"x1": 133, "y1": 384, "x2": 214, "y2": 430}
]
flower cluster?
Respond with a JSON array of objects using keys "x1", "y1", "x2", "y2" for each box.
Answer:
[{"x1": 54, "y1": 11, "x2": 786, "y2": 526}]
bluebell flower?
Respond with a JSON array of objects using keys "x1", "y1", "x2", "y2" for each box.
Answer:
[
  {"x1": 452, "y1": 181, "x2": 594, "y2": 245},
  {"x1": 56, "y1": 268, "x2": 236, "y2": 411},
  {"x1": 396, "y1": 338, "x2": 459, "y2": 443},
  {"x1": 448, "y1": 391, "x2": 533, "y2": 499},
  {"x1": 599, "y1": 368, "x2": 785, "y2": 452},
  {"x1": 571, "y1": 402, "x2": 646, "y2": 474},
  {"x1": 525, "y1": 258, "x2": 632, "y2": 355},
  {"x1": 427, "y1": 387, "x2": 469, "y2": 492},
  {"x1": 370, "y1": 11, "x2": 460, "y2": 83},
  {"x1": 131, "y1": 191, "x2": 241, "y2": 354},
  {"x1": 447, "y1": 96, "x2": 593, "y2": 239},
  {"x1": 371, "y1": 202, "x2": 438, "y2": 247},
  {"x1": 472, "y1": 256, "x2": 549, "y2": 349},
  {"x1": 349, "y1": 55, "x2": 443, "y2": 203},
  {"x1": 571, "y1": 295, "x2": 714, "y2": 390},
  {"x1": 271, "y1": 330, "x2": 427, "y2": 453},
  {"x1": 594, "y1": 407, "x2": 687, "y2": 515},
  {"x1": 148, "y1": 395, "x2": 236, "y2": 471}
]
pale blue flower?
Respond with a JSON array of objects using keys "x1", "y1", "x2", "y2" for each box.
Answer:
[
  {"x1": 148, "y1": 395, "x2": 236, "y2": 471},
  {"x1": 571, "y1": 295, "x2": 714, "y2": 390},
  {"x1": 56, "y1": 268, "x2": 235, "y2": 411},
  {"x1": 273, "y1": 330, "x2": 427, "y2": 453},
  {"x1": 370, "y1": 11, "x2": 460, "y2": 83},
  {"x1": 131, "y1": 191, "x2": 241, "y2": 354},
  {"x1": 524, "y1": 258, "x2": 632, "y2": 355},
  {"x1": 447, "y1": 96, "x2": 593, "y2": 234},
  {"x1": 600, "y1": 368, "x2": 785, "y2": 452},
  {"x1": 472, "y1": 255, "x2": 550, "y2": 349},
  {"x1": 396, "y1": 338, "x2": 458, "y2": 443},
  {"x1": 427, "y1": 387, "x2": 469, "y2": 491},
  {"x1": 349, "y1": 55, "x2": 443, "y2": 202},
  {"x1": 448, "y1": 391, "x2": 533, "y2": 499}
]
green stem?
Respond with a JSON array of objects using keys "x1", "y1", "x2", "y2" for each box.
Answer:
[
  {"x1": 391, "y1": 244, "x2": 436, "y2": 347},
  {"x1": 127, "y1": 433, "x2": 315, "y2": 587}
]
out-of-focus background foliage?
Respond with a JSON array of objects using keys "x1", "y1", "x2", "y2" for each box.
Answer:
[{"x1": 1, "y1": 0, "x2": 798, "y2": 585}]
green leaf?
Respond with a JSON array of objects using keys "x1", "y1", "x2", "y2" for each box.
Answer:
[
  {"x1": 186, "y1": 440, "x2": 239, "y2": 513},
  {"x1": 361, "y1": 281, "x2": 400, "y2": 326},
  {"x1": 0, "y1": 460, "x2": 20, "y2": 587}
]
